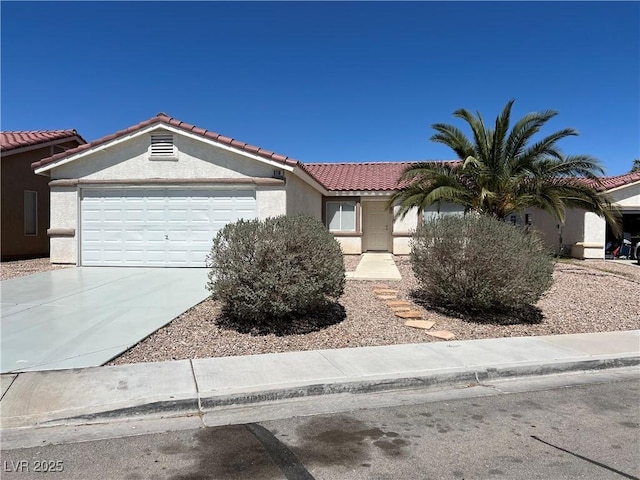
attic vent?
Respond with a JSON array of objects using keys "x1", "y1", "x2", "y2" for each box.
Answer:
[{"x1": 150, "y1": 133, "x2": 175, "y2": 157}]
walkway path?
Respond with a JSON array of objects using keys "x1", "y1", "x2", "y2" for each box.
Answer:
[{"x1": 346, "y1": 253, "x2": 401, "y2": 280}]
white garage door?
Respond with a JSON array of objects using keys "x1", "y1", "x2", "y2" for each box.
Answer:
[{"x1": 81, "y1": 188, "x2": 256, "y2": 267}]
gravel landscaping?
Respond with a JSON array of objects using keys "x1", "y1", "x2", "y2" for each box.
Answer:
[
  {"x1": 0, "y1": 257, "x2": 70, "y2": 281},
  {"x1": 109, "y1": 257, "x2": 640, "y2": 366}
]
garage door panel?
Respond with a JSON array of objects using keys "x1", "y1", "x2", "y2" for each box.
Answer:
[{"x1": 81, "y1": 188, "x2": 256, "y2": 267}]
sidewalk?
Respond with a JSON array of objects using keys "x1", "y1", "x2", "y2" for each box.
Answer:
[
  {"x1": 346, "y1": 252, "x2": 402, "y2": 280},
  {"x1": 1, "y1": 330, "x2": 638, "y2": 432}
]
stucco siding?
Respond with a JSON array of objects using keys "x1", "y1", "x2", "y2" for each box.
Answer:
[
  {"x1": 285, "y1": 173, "x2": 322, "y2": 219},
  {"x1": 524, "y1": 208, "x2": 563, "y2": 255},
  {"x1": 335, "y1": 236, "x2": 362, "y2": 255},
  {"x1": 52, "y1": 132, "x2": 274, "y2": 181},
  {"x1": 610, "y1": 182, "x2": 640, "y2": 208},
  {"x1": 49, "y1": 186, "x2": 78, "y2": 263},
  {"x1": 422, "y1": 202, "x2": 466, "y2": 220},
  {"x1": 392, "y1": 205, "x2": 418, "y2": 233},
  {"x1": 393, "y1": 237, "x2": 412, "y2": 255},
  {"x1": 256, "y1": 188, "x2": 286, "y2": 219}
]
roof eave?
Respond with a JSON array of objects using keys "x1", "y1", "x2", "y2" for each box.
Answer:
[
  {"x1": 2, "y1": 135, "x2": 86, "y2": 157},
  {"x1": 33, "y1": 122, "x2": 297, "y2": 175}
]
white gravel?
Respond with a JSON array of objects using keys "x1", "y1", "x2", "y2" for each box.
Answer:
[{"x1": 109, "y1": 257, "x2": 640, "y2": 366}]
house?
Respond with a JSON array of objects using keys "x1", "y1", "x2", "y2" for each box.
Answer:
[
  {"x1": 1, "y1": 130, "x2": 86, "y2": 260},
  {"x1": 528, "y1": 172, "x2": 640, "y2": 259},
  {"x1": 31, "y1": 113, "x2": 638, "y2": 266},
  {"x1": 31, "y1": 113, "x2": 431, "y2": 266}
]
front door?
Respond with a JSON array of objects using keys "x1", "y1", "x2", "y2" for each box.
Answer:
[{"x1": 364, "y1": 201, "x2": 391, "y2": 251}]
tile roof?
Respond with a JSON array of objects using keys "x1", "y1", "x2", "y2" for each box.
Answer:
[
  {"x1": 32, "y1": 113, "x2": 300, "y2": 171},
  {"x1": 303, "y1": 162, "x2": 417, "y2": 191},
  {"x1": 591, "y1": 171, "x2": 640, "y2": 192},
  {"x1": 1, "y1": 130, "x2": 85, "y2": 153}
]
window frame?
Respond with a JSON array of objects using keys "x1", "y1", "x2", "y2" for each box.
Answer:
[{"x1": 325, "y1": 200, "x2": 357, "y2": 232}]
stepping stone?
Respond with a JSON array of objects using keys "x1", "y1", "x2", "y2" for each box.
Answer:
[
  {"x1": 372, "y1": 284, "x2": 390, "y2": 289},
  {"x1": 376, "y1": 294, "x2": 397, "y2": 300},
  {"x1": 426, "y1": 330, "x2": 456, "y2": 340},
  {"x1": 404, "y1": 320, "x2": 436, "y2": 330},
  {"x1": 390, "y1": 306, "x2": 412, "y2": 312},
  {"x1": 373, "y1": 289, "x2": 398, "y2": 295},
  {"x1": 386, "y1": 300, "x2": 412, "y2": 307},
  {"x1": 395, "y1": 311, "x2": 423, "y2": 319}
]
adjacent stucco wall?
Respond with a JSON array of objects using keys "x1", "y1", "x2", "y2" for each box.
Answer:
[
  {"x1": 334, "y1": 236, "x2": 362, "y2": 255},
  {"x1": 51, "y1": 130, "x2": 275, "y2": 181},
  {"x1": 391, "y1": 205, "x2": 419, "y2": 255},
  {"x1": 285, "y1": 173, "x2": 322, "y2": 219},
  {"x1": 1, "y1": 139, "x2": 80, "y2": 259},
  {"x1": 422, "y1": 202, "x2": 466, "y2": 220},
  {"x1": 256, "y1": 187, "x2": 286, "y2": 219},
  {"x1": 609, "y1": 182, "x2": 640, "y2": 208},
  {"x1": 49, "y1": 186, "x2": 78, "y2": 263},
  {"x1": 523, "y1": 208, "x2": 563, "y2": 255}
]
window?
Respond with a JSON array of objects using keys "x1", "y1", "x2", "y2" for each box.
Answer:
[
  {"x1": 326, "y1": 201, "x2": 356, "y2": 231},
  {"x1": 150, "y1": 132, "x2": 175, "y2": 158},
  {"x1": 423, "y1": 202, "x2": 465, "y2": 221},
  {"x1": 24, "y1": 191, "x2": 37, "y2": 236}
]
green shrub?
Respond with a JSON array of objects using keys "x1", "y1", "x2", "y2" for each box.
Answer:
[
  {"x1": 410, "y1": 215, "x2": 554, "y2": 313},
  {"x1": 206, "y1": 215, "x2": 345, "y2": 325}
]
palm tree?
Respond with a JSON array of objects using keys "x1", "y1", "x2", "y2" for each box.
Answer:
[
  {"x1": 632, "y1": 159, "x2": 640, "y2": 172},
  {"x1": 391, "y1": 100, "x2": 620, "y2": 232}
]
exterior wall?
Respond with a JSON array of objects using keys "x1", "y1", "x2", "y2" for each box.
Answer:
[
  {"x1": 524, "y1": 208, "x2": 563, "y2": 255},
  {"x1": 524, "y1": 207, "x2": 606, "y2": 259},
  {"x1": 46, "y1": 131, "x2": 290, "y2": 264},
  {"x1": 334, "y1": 236, "x2": 362, "y2": 255},
  {"x1": 422, "y1": 202, "x2": 466, "y2": 220},
  {"x1": 392, "y1": 205, "x2": 419, "y2": 255},
  {"x1": 256, "y1": 187, "x2": 287, "y2": 219},
  {"x1": 51, "y1": 131, "x2": 274, "y2": 181},
  {"x1": 285, "y1": 173, "x2": 322, "y2": 219},
  {"x1": 1, "y1": 140, "x2": 81, "y2": 260},
  {"x1": 49, "y1": 185, "x2": 78, "y2": 264},
  {"x1": 609, "y1": 182, "x2": 640, "y2": 208}
]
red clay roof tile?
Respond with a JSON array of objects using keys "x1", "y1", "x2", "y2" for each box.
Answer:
[
  {"x1": 303, "y1": 162, "x2": 417, "y2": 191},
  {"x1": 592, "y1": 171, "x2": 640, "y2": 191},
  {"x1": 31, "y1": 113, "x2": 301, "y2": 170},
  {"x1": 1, "y1": 130, "x2": 85, "y2": 153}
]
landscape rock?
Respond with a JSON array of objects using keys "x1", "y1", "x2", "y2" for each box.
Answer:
[
  {"x1": 395, "y1": 311, "x2": 423, "y2": 319},
  {"x1": 426, "y1": 330, "x2": 456, "y2": 340}
]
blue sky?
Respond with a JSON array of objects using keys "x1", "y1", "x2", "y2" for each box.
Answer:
[{"x1": 2, "y1": 1, "x2": 638, "y2": 175}]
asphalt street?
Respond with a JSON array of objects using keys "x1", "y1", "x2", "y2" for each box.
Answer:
[{"x1": 1, "y1": 375, "x2": 638, "y2": 479}]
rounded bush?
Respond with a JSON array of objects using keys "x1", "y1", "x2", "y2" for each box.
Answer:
[
  {"x1": 206, "y1": 215, "x2": 345, "y2": 325},
  {"x1": 410, "y1": 215, "x2": 554, "y2": 313}
]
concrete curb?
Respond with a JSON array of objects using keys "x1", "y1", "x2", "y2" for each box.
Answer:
[{"x1": 32, "y1": 353, "x2": 639, "y2": 427}]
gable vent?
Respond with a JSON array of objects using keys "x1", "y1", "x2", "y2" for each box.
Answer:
[{"x1": 150, "y1": 133, "x2": 175, "y2": 157}]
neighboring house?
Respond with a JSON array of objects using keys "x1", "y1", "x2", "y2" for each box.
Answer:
[
  {"x1": 1, "y1": 130, "x2": 86, "y2": 260},
  {"x1": 30, "y1": 113, "x2": 638, "y2": 266},
  {"x1": 528, "y1": 172, "x2": 640, "y2": 259}
]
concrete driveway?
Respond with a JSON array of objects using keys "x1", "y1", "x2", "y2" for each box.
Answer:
[{"x1": 1, "y1": 267, "x2": 209, "y2": 373}]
